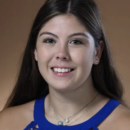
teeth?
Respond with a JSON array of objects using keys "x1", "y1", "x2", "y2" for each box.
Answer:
[{"x1": 53, "y1": 68, "x2": 71, "y2": 73}]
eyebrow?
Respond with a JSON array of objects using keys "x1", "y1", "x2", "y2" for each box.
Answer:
[
  {"x1": 68, "y1": 33, "x2": 89, "y2": 39},
  {"x1": 39, "y1": 32, "x2": 58, "y2": 38},
  {"x1": 39, "y1": 32, "x2": 89, "y2": 39}
]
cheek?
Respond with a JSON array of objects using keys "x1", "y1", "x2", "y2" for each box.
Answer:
[
  {"x1": 36, "y1": 49, "x2": 53, "y2": 77},
  {"x1": 70, "y1": 48, "x2": 94, "y2": 65},
  {"x1": 36, "y1": 48, "x2": 53, "y2": 64}
]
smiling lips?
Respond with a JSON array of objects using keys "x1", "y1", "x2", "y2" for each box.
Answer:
[{"x1": 51, "y1": 67, "x2": 75, "y2": 77}]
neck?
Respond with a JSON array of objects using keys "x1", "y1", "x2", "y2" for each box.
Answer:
[
  {"x1": 44, "y1": 76, "x2": 110, "y2": 126},
  {"x1": 46, "y1": 78, "x2": 99, "y2": 118}
]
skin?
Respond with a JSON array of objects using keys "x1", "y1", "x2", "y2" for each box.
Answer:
[
  {"x1": 0, "y1": 14, "x2": 130, "y2": 130},
  {"x1": 34, "y1": 14, "x2": 103, "y2": 119},
  {"x1": 35, "y1": 14, "x2": 99, "y2": 93}
]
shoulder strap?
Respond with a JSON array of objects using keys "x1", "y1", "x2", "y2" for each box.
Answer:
[
  {"x1": 24, "y1": 97, "x2": 45, "y2": 130},
  {"x1": 34, "y1": 96, "x2": 45, "y2": 123},
  {"x1": 91, "y1": 99, "x2": 120, "y2": 127}
]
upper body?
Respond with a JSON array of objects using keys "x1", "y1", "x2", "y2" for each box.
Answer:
[
  {"x1": 1, "y1": 0, "x2": 130, "y2": 129},
  {"x1": 0, "y1": 95, "x2": 130, "y2": 130}
]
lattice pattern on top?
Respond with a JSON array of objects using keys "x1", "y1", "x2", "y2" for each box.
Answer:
[{"x1": 24, "y1": 121, "x2": 39, "y2": 130}]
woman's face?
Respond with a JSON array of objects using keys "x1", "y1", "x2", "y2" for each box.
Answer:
[{"x1": 35, "y1": 14, "x2": 99, "y2": 92}]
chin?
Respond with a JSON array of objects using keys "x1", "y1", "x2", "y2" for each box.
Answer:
[{"x1": 49, "y1": 84, "x2": 75, "y2": 93}]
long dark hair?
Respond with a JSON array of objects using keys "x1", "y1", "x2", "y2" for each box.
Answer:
[{"x1": 6, "y1": 0, "x2": 123, "y2": 107}]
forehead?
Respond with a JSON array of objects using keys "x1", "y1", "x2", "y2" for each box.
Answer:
[{"x1": 38, "y1": 14, "x2": 89, "y2": 34}]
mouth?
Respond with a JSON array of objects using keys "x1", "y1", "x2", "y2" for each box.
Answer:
[{"x1": 51, "y1": 67, "x2": 75, "y2": 73}]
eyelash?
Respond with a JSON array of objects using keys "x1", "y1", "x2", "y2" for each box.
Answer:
[
  {"x1": 69, "y1": 39, "x2": 83, "y2": 45},
  {"x1": 43, "y1": 38, "x2": 56, "y2": 44},
  {"x1": 42, "y1": 38, "x2": 83, "y2": 45}
]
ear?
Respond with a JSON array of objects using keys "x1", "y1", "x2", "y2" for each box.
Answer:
[
  {"x1": 93, "y1": 40, "x2": 104, "y2": 65},
  {"x1": 34, "y1": 49, "x2": 38, "y2": 61}
]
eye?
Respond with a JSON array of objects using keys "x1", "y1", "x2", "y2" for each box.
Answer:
[
  {"x1": 70, "y1": 39, "x2": 83, "y2": 45},
  {"x1": 43, "y1": 38, "x2": 56, "y2": 44}
]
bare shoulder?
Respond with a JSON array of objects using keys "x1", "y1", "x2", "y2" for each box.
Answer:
[
  {"x1": 0, "y1": 100, "x2": 35, "y2": 130},
  {"x1": 99, "y1": 103, "x2": 130, "y2": 130},
  {"x1": 113, "y1": 104, "x2": 130, "y2": 129}
]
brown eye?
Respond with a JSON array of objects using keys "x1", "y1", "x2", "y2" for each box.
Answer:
[
  {"x1": 70, "y1": 40, "x2": 83, "y2": 45},
  {"x1": 43, "y1": 38, "x2": 56, "y2": 44}
]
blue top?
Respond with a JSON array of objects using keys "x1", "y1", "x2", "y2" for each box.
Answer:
[{"x1": 24, "y1": 97, "x2": 120, "y2": 130}]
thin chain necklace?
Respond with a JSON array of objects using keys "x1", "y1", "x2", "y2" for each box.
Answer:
[{"x1": 49, "y1": 94, "x2": 98, "y2": 126}]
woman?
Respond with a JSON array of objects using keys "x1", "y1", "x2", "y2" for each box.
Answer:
[{"x1": 0, "y1": 0, "x2": 130, "y2": 129}]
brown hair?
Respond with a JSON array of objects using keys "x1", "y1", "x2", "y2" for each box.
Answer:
[{"x1": 6, "y1": 0, "x2": 123, "y2": 107}]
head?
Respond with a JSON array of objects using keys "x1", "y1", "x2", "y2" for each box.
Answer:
[
  {"x1": 7, "y1": 0, "x2": 123, "y2": 107},
  {"x1": 34, "y1": 14, "x2": 103, "y2": 94}
]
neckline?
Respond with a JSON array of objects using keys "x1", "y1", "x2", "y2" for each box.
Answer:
[{"x1": 34, "y1": 97, "x2": 120, "y2": 130}]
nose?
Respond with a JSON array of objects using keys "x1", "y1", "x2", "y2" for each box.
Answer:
[{"x1": 55, "y1": 46, "x2": 70, "y2": 61}]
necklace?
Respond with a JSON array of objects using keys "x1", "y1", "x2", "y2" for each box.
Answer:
[{"x1": 49, "y1": 94, "x2": 98, "y2": 126}]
